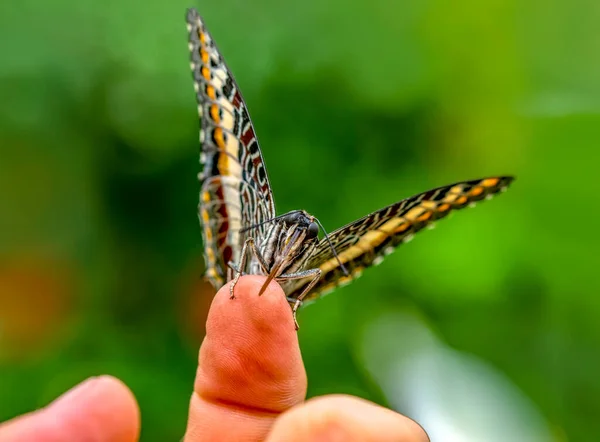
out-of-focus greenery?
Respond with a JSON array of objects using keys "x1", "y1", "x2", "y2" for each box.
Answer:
[{"x1": 0, "y1": 0, "x2": 598, "y2": 440}]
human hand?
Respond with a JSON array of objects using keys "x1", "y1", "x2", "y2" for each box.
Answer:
[{"x1": 0, "y1": 276, "x2": 429, "y2": 441}]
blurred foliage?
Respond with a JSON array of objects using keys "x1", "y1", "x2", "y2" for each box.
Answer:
[{"x1": 0, "y1": 0, "x2": 598, "y2": 440}]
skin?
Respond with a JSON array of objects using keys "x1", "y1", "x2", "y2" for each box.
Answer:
[{"x1": 0, "y1": 276, "x2": 429, "y2": 441}]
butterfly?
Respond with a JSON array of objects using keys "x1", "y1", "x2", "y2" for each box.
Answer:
[{"x1": 186, "y1": 8, "x2": 514, "y2": 329}]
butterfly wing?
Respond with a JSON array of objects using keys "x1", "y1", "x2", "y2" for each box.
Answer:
[
  {"x1": 285, "y1": 176, "x2": 514, "y2": 301},
  {"x1": 187, "y1": 9, "x2": 276, "y2": 289}
]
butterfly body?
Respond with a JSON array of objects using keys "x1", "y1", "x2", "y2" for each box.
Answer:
[
  {"x1": 231, "y1": 210, "x2": 322, "y2": 296},
  {"x1": 186, "y1": 8, "x2": 514, "y2": 327}
]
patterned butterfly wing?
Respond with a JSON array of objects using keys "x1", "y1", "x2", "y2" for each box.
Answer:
[
  {"x1": 284, "y1": 176, "x2": 514, "y2": 301},
  {"x1": 186, "y1": 9, "x2": 276, "y2": 289}
]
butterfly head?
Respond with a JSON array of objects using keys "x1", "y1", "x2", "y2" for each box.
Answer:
[
  {"x1": 281, "y1": 210, "x2": 319, "y2": 238},
  {"x1": 277, "y1": 210, "x2": 319, "y2": 261}
]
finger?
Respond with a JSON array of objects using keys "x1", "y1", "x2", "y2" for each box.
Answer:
[
  {"x1": 265, "y1": 394, "x2": 429, "y2": 442},
  {"x1": 0, "y1": 375, "x2": 140, "y2": 442},
  {"x1": 184, "y1": 275, "x2": 307, "y2": 441}
]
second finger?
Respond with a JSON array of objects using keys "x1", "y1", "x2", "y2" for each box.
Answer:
[{"x1": 265, "y1": 394, "x2": 429, "y2": 442}]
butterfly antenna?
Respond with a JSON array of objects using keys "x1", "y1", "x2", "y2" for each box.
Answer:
[
  {"x1": 314, "y1": 218, "x2": 349, "y2": 276},
  {"x1": 240, "y1": 210, "x2": 303, "y2": 234}
]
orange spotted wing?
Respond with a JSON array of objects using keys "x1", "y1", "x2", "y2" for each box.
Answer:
[{"x1": 283, "y1": 177, "x2": 514, "y2": 301}]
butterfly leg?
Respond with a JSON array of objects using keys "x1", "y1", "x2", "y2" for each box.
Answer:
[
  {"x1": 227, "y1": 262, "x2": 245, "y2": 274},
  {"x1": 276, "y1": 268, "x2": 321, "y2": 330},
  {"x1": 228, "y1": 237, "x2": 270, "y2": 299}
]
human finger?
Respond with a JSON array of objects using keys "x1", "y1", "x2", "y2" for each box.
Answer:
[
  {"x1": 184, "y1": 275, "x2": 307, "y2": 441},
  {"x1": 0, "y1": 375, "x2": 140, "y2": 442},
  {"x1": 265, "y1": 394, "x2": 429, "y2": 442}
]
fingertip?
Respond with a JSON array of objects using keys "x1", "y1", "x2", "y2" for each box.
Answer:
[
  {"x1": 49, "y1": 375, "x2": 140, "y2": 442},
  {"x1": 207, "y1": 275, "x2": 293, "y2": 333},
  {"x1": 197, "y1": 275, "x2": 306, "y2": 411}
]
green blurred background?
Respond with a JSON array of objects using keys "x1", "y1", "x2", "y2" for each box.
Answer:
[{"x1": 1, "y1": 0, "x2": 597, "y2": 440}]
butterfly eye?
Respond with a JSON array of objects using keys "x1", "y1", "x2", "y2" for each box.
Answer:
[{"x1": 307, "y1": 222, "x2": 319, "y2": 238}]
